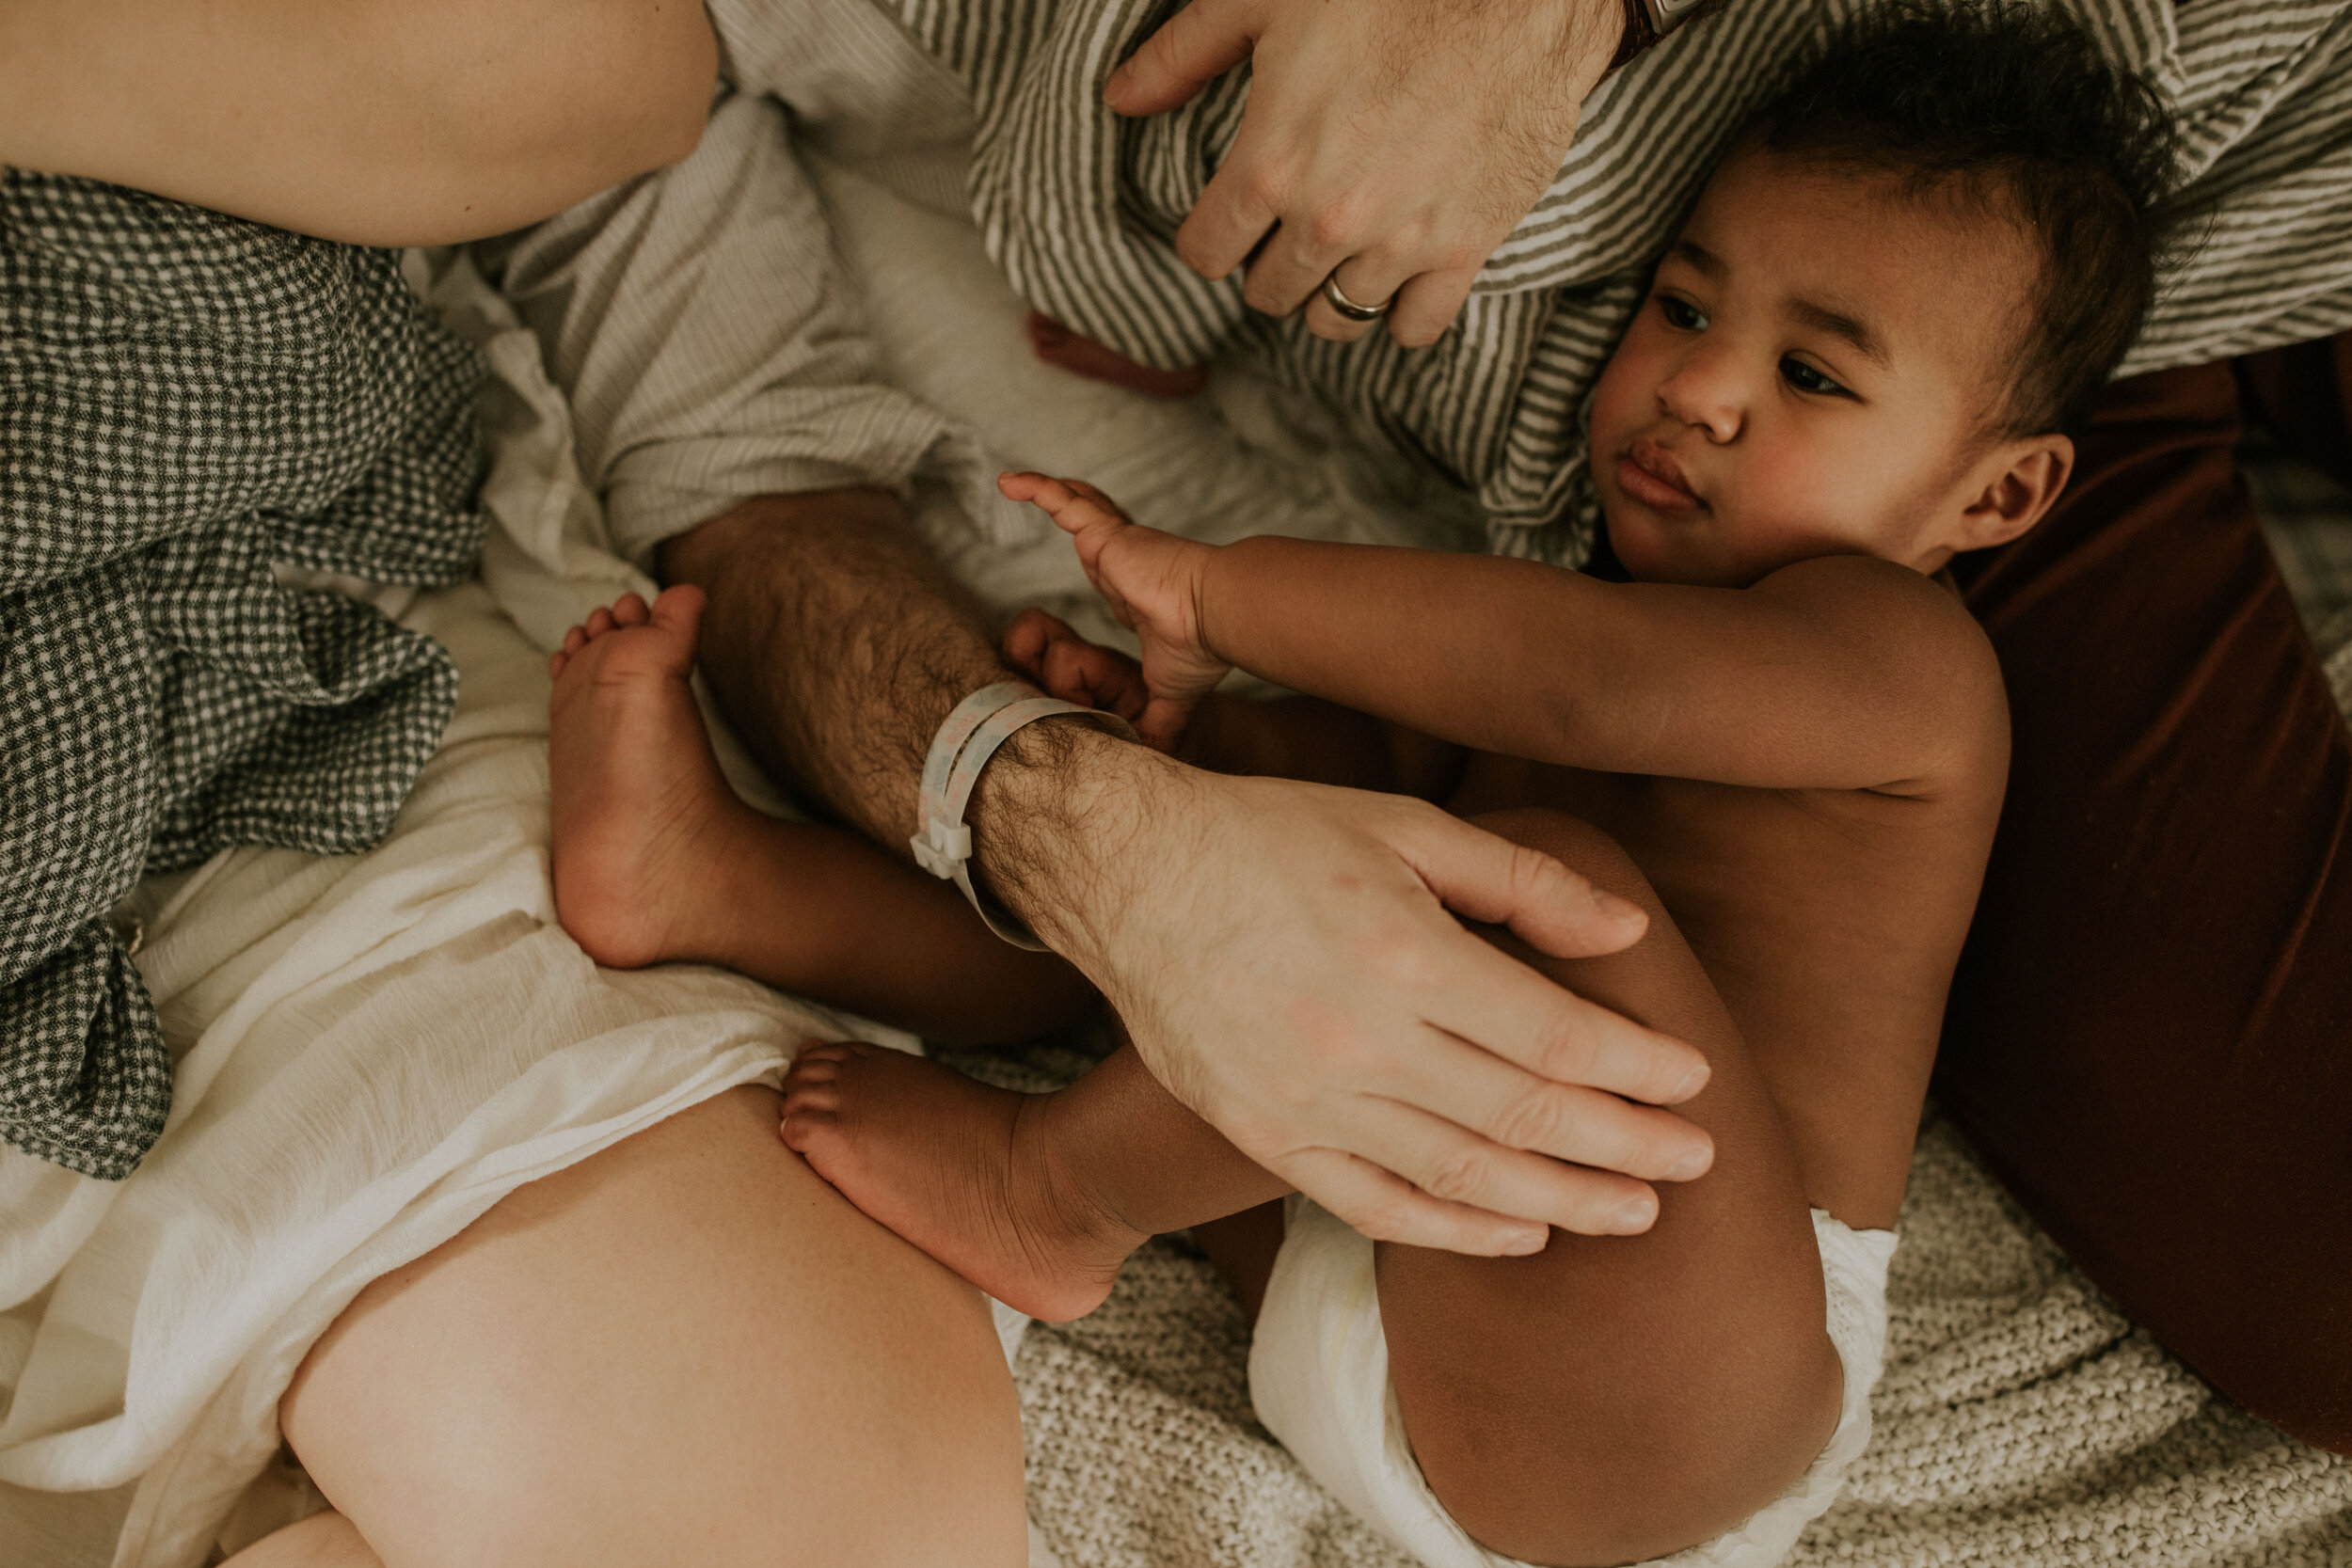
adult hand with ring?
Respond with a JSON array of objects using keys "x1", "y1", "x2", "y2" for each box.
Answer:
[
  {"x1": 1320, "y1": 271, "x2": 1393, "y2": 324},
  {"x1": 1104, "y1": 0, "x2": 1631, "y2": 348}
]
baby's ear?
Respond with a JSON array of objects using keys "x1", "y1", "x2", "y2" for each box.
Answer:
[{"x1": 1959, "y1": 433, "x2": 2074, "y2": 552}]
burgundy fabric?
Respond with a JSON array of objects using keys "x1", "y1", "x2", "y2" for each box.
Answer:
[{"x1": 1944, "y1": 349, "x2": 2352, "y2": 1455}]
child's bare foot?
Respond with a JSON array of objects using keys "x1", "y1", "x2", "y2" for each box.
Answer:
[
  {"x1": 780, "y1": 1042, "x2": 1149, "y2": 1322},
  {"x1": 1026, "y1": 311, "x2": 1210, "y2": 400},
  {"x1": 548, "y1": 586, "x2": 755, "y2": 970}
]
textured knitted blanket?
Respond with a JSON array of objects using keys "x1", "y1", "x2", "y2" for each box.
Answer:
[
  {"x1": 983, "y1": 1080, "x2": 2352, "y2": 1568},
  {"x1": 0, "y1": 174, "x2": 485, "y2": 1180}
]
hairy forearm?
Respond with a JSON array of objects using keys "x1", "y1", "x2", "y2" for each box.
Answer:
[
  {"x1": 661, "y1": 491, "x2": 1009, "y2": 846},
  {"x1": 0, "y1": 0, "x2": 713, "y2": 245},
  {"x1": 660, "y1": 490, "x2": 1173, "y2": 950}
]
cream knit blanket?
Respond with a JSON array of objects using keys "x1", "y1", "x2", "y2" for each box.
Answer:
[{"x1": 980, "y1": 1074, "x2": 2352, "y2": 1567}]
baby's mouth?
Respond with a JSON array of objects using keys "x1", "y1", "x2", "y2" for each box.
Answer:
[{"x1": 1618, "y1": 439, "x2": 1705, "y2": 511}]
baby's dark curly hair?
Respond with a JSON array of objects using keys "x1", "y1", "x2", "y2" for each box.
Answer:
[{"x1": 1746, "y1": 0, "x2": 2184, "y2": 435}]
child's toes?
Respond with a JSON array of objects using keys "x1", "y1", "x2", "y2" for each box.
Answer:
[
  {"x1": 612, "y1": 592, "x2": 650, "y2": 627},
  {"x1": 585, "y1": 607, "x2": 616, "y2": 639}
]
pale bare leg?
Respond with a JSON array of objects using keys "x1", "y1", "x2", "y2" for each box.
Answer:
[
  {"x1": 274, "y1": 1085, "x2": 1025, "y2": 1568},
  {"x1": 547, "y1": 586, "x2": 1095, "y2": 1041},
  {"x1": 220, "y1": 1510, "x2": 380, "y2": 1568}
]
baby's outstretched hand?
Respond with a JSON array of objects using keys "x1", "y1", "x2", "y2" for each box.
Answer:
[{"x1": 999, "y1": 472, "x2": 1231, "y2": 750}]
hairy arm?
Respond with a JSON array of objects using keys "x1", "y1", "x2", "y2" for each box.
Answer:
[
  {"x1": 662, "y1": 492, "x2": 1716, "y2": 1254},
  {"x1": 0, "y1": 0, "x2": 714, "y2": 245},
  {"x1": 1201, "y1": 539, "x2": 2008, "y2": 794}
]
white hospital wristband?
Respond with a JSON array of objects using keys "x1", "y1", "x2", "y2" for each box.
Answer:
[{"x1": 911, "y1": 679, "x2": 1138, "y2": 950}]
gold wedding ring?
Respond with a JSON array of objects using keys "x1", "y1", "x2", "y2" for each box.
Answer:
[{"x1": 1320, "y1": 272, "x2": 1393, "y2": 322}]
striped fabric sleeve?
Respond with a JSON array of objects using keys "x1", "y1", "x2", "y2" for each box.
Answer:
[{"x1": 885, "y1": 0, "x2": 2352, "y2": 564}]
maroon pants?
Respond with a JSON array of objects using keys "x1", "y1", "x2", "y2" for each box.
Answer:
[{"x1": 1945, "y1": 336, "x2": 2352, "y2": 1453}]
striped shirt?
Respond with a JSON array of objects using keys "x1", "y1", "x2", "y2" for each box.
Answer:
[{"x1": 888, "y1": 0, "x2": 2352, "y2": 563}]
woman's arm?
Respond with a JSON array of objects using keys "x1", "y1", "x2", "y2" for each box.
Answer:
[{"x1": 0, "y1": 0, "x2": 715, "y2": 245}]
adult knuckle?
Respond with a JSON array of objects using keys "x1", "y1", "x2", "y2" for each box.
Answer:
[
  {"x1": 1492, "y1": 1084, "x2": 1568, "y2": 1152},
  {"x1": 1533, "y1": 1013, "x2": 1604, "y2": 1085},
  {"x1": 1421, "y1": 1147, "x2": 1491, "y2": 1205},
  {"x1": 1360, "y1": 927, "x2": 1439, "y2": 993},
  {"x1": 1304, "y1": 200, "x2": 1366, "y2": 254},
  {"x1": 1346, "y1": 1192, "x2": 1408, "y2": 1241},
  {"x1": 1242, "y1": 164, "x2": 1297, "y2": 218}
]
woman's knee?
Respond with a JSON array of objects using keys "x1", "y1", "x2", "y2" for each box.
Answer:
[{"x1": 280, "y1": 1085, "x2": 1025, "y2": 1568}]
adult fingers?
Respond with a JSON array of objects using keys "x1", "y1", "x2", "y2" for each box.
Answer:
[
  {"x1": 1433, "y1": 928, "x2": 1714, "y2": 1119},
  {"x1": 1275, "y1": 1147, "x2": 1553, "y2": 1256},
  {"x1": 1104, "y1": 0, "x2": 1262, "y2": 118},
  {"x1": 1397, "y1": 806, "x2": 1650, "y2": 959},
  {"x1": 1337, "y1": 1092, "x2": 1666, "y2": 1237},
  {"x1": 1237, "y1": 210, "x2": 1356, "y2": 320},
  {"x1": 1296, "y1": 251, "x2": 1416, "y2": 344},
  {"x1": 1381, "y1": 264, "x2": 1478, "y2": 350},
  {"x1": 1383, "y1": 1024, "x2": 1715, "y2": 1182},
  {"x1": 1173, "y1": 146, "x2": 1285, "y2": 287}
]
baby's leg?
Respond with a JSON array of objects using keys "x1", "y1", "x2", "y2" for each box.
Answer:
[
  {"x1": 780, "y1": 1038, "x2": 1284, "y2": 1322},
  {"x1": 547, "y1": 588, "x2": 1093, "y2": 1043},
  {"x1": 1375, "y1": 809, "x2": 1840, "y2": 1568}
]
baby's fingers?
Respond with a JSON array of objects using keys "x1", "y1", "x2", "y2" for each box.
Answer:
[
  {"x1": 998, "y1": 470, "x2": 1131, "y2": 539},
  {"x1": 1136, "y1": 691, "x2": 1202, "y2": 752},
  {"x1": 1001, "y1": 607, "x2": 1070, "y2": 683}
]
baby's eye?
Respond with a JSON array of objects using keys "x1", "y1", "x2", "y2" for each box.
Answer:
[
  {"x1": 1780, "y1": 356, "x2": 1851, "y2": 398},
  {"x1": 1659, "y1": 295, "x2": 1708, "y2": 331}
]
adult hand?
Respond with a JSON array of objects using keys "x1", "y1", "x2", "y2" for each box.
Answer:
[
  {"x1": 1105, "y1": 0, "x2": 1626, "y2": 347},
  {"x1": 978, "y1": 745, "x2": 1715, "y2": 1256}
]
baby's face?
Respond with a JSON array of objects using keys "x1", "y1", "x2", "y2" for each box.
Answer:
[{"x1": 1589, "y1": 148, "x2": 2038, "y2": 587}]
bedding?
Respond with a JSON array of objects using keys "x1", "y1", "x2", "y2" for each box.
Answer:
[
  {"x1": 0, "y1": 173, "x2": 484, "y2": 1181},
  {"x1": 2, "y1": 22, "x2": 2348, "y2": 1568}
]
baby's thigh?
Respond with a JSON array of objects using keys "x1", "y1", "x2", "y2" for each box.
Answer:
[
  {"x1": 278, "y1": 1085, "x2": 1025, "y2": 1568},
  {"x1": 1375, "y1": 808, "x2": 1838, "y2": 1565}
]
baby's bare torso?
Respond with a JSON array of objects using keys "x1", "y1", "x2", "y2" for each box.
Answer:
[{"x1": 1450, "y1": 752, "x2": 2004, "y2": 1229}]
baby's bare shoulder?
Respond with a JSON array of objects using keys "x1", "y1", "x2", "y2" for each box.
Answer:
[{"x1": 1757, "y1": 555, "x2": 2010, "y2": 788}]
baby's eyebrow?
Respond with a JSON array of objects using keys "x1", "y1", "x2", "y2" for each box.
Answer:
[
  {"x1": 1668, "y1": 240, "x2": 1724, "y2": 277},
  {"x1": 1789, "y1": 297, "x2": 1889, "y2": 369}
]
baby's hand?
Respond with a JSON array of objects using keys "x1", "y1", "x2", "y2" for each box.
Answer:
[
  {"x1": 1001, "y1": 608, "x2": 1155, "y2": 735},
  {"x1": 998, "y1": 472, "x2": 1232, "y2": 750}
]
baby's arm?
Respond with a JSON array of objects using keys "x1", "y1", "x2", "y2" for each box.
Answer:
[
  {"x1": 1002, "y1": 607, "x2": 1463, "y2": 798},
  {"x1": 1006, "y1": 473, "x2": 2005, "y2": 796}
]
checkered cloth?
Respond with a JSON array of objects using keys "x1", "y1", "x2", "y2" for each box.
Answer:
[{"x1": 0, "y1": 173, "x2": 485, "y2": 1180}]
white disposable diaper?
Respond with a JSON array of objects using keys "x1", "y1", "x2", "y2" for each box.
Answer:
[{"x1": 1248, "y1": 1199, "x2": 1899, "y2": 1568}]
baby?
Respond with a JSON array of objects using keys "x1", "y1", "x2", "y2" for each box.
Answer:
[{"x1": 545, "y1": 7, "x2": 2177, "y2": 1566}]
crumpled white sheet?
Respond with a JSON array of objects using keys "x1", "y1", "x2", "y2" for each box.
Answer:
[{"x1": 0, "y1": 132, "x2": 1457, "y2": 1568}]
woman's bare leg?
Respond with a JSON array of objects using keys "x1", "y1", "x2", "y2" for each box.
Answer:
[
  {"x1": 221, "y1": 1510, "x2": 379, "y2": 1568},
  {"x1": 274, "y1": 1085, "x2": 1025, "y2": 1568}
]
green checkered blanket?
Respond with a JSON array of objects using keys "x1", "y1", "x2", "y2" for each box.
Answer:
[{"x1": 0, "y1": 173, "x2": 485, "y2": 1180}]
